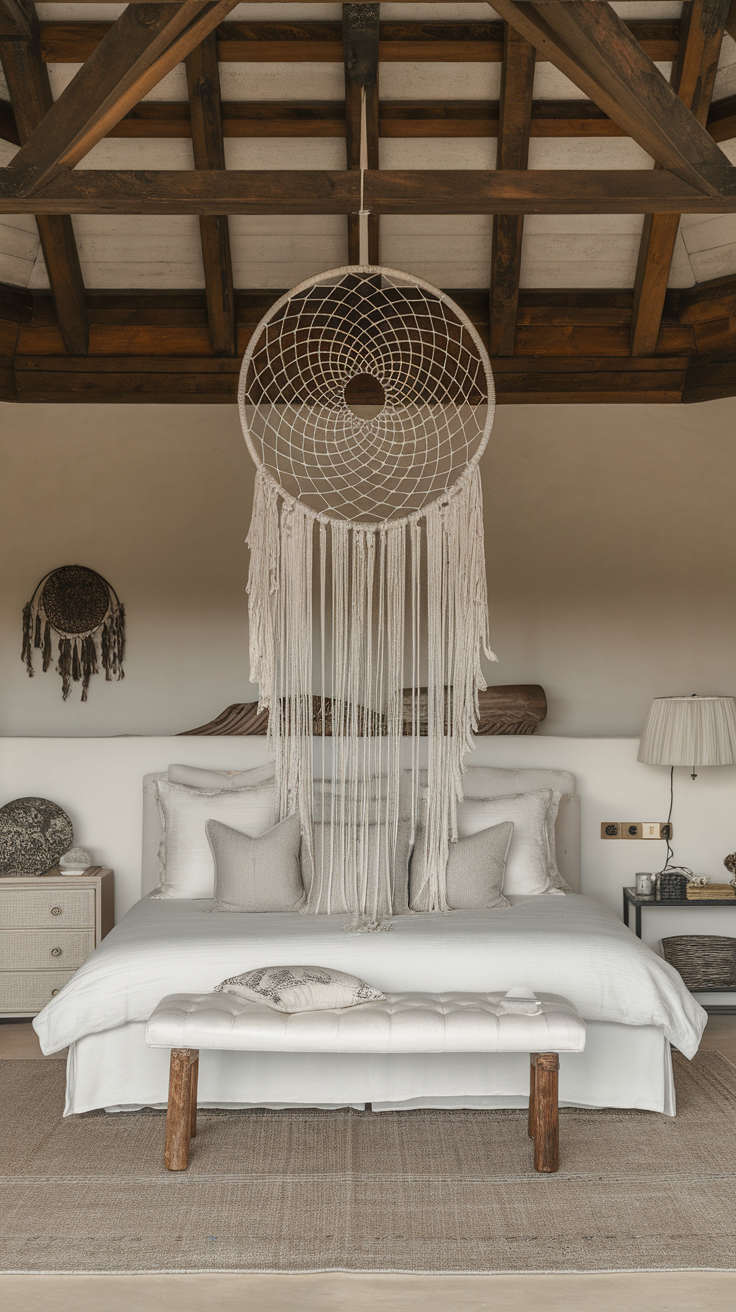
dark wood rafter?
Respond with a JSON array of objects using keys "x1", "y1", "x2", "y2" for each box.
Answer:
[
  {"x1": 0, "y1": 96, "x2": 19, "y2": 144},
  {"x1": 489, "y1": 23, "x2": 535, "y2": 356},
  {"x1": 344, "y1": 4, "x2": 380, "y2": 264},
  {"x1": 0, "y1": 0, "x2": 88, "y2": 355},
  {"x1": 5, "y1": 0, "x2": 241, "y2": 197},
  {"x1": 3, "y1": 276, "x2": 735, "y2": 406},
  {"x1": 3, "y1": 168, "x2": 736, "y2": 215},
  {"x1": 3, "y1": 95, "x2": 734, "y2": 145},
  {"x1": 185, "y1": 33, "x2": 235, "y2": 356},
  {"x1": 32, "y1": 17, "x2": 683, "y2": 65},
  {"x1": 490, "y1": 0, "x2": 733, "y2": 196},
  {"x1": 630, "y1": 0, "x2": 729, "y2": 357}
]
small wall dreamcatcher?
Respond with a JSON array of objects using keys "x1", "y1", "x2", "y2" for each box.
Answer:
[{"x1": 21, "y1": 565, "x2": 125, "y2": 701}]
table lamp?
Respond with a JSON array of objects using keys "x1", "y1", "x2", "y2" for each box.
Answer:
[{"x1": 638, "y1": 695, "x2": 736, "y2": 872}]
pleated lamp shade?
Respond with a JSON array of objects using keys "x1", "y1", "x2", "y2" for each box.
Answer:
[{"x1": 638, "y1": 696, "x2": 736, "y2": 767}]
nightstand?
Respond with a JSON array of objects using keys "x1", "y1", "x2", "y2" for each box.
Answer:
[
  {"x1": 623, "y1": 885, "x2": 736, "y2": 940},
  {"x1": 0, "y1": 867, "x2": 113, "y2": 1017}
]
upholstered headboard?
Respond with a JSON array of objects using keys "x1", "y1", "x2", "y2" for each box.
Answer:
[{"x1": 142, "y1": 768, "x2": 581, "y2": 897}]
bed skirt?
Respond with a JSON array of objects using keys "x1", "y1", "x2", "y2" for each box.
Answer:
[{"x1": 65, "y1": 1019, "x2": 676, "y2": 1116}]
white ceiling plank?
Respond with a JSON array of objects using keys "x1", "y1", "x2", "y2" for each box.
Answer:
[
  {"x1": 380, "y1": 64, "x2": 501, "y2": 99},
  {"x1": 229, "y1": 214, "x2": 346, "y2": 235},
  {"x1": 380, "y1": 136, "x2": 495, "y2": 167},
  {"x1": 528, "y1": 138, "x2": 655, "y2": 169},
  {"x1": 381, "y1": 214, "x2": 491, "y2": 236},
  {"x1": 0, "y1": 251, "x2": 38, "y2": 287},
  {"x1": 219, "y1": 63, "x2": 346, "y2": 101},
  {"x1": 667, "y1": 228, "x2": 696, "y2": 288},
  {"x1": 76, "y1": 139, "x2": 196, "y2": 169},
  {"x1": 0, "y1": 222, "x2": 40, "y2": 261},
  {"x1": 524, "y1": 214, "x2": 645, "y2": 235},
  {"x1": 679, "y1": 213, "x2": 736, "y2": 255},
  {"x1": 224, "y1": 136, "x2": 346, "y2": 167},
  {"x1": 687, "y1": 242, "x2": 736, "y2": 281}
]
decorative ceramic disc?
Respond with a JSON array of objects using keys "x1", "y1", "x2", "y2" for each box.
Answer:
[{"x1": 0, "y1": 797, "x2": 74, "y2": 876}]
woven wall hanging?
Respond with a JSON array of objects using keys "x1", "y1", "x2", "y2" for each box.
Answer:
[
  {"x1": 240, "y1": 265, "x2": 496, "y2": 929},
  {"x1": 21, "y1": 565, "x2": 125, "y2": 701}
]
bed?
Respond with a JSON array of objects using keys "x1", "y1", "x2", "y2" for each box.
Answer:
[{"x1": 33, "y1": 768, "x2": 706, "y2": 1117}]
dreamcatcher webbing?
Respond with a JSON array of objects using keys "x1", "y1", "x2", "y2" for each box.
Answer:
[{"x1": 241, "y1": 267, "x2": 496, "y2": 929}]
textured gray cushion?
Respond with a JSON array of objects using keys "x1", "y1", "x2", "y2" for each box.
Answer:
[
  {"x1": 302, "y1": 819, "x2": 413, "y2": 917},
  {"x1": 410, "y1": 821, "x2": 513, "y2": 911},
  {"x1": 207, "y1": 814, "x2": 305, "y2": 913}
]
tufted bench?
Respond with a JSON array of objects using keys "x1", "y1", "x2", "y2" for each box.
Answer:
[{"x1": 146, "y1": 989, "x2": 586, "y2": 1173}]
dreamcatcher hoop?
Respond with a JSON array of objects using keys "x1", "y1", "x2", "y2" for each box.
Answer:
[
  {"x1": 240, "y1": 266, "x2": 497, "y2": 929},
  {"x1": 238, "y1": 266, "x2": 495, "y2": 530}
]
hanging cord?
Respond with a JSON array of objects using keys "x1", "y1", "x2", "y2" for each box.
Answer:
[
  {"x1": 656, "y1": 765, "x2": 692, "y2": 880},
  {"x1": 358, "y1": 86, "x2": 370, "y2": 266}
]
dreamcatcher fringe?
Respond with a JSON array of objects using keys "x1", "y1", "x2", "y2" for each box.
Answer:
[{"x1": 247, "y1": 464, "x2": 496, "y2": 929}]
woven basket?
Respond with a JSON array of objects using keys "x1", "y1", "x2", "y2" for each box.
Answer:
[
  {"x1": 658, "y1": 871, "x2": 688, "y2": 901},
  {"x1": 661, "y1": 935, "x2": 736, "y2": 990}
]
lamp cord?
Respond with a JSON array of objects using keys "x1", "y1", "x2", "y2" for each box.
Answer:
[{"x1": 657, "y1": 765, "x2": 692, "y2": 879}]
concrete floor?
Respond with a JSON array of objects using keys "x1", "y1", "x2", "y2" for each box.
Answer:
[{"x1": 2, "y1": 1015, "x2": 735, "y2": 1310}]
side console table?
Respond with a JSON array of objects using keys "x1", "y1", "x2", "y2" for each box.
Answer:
[
  {"x1": 623, "y1": 885, "x2": 736, "y2": 940},
  {"x1": 623, "y1": 885, "x2": 736, "y2": 1012},
  {"x1": 0, "y1": 867, "x2": 113, "y2": 1017}
]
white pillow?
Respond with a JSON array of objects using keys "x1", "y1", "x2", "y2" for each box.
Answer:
[
  {"x1": 153, "y1": 779, "x2": 277, "y2": 899},
  {"x1": 461, "y1": 768, "x2": 572, "y2": 891},
  {"x1": 168, "y1": 762, "x2": 276, "y2": 790},
  {"x1": 456, "y1": 789, "x2": 560, "y2": 896},
  {"x1": 214, "y1": 965, "x2": 385, "y2": 1013}
]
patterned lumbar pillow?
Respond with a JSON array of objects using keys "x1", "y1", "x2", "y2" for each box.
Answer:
[{"x1": 214, "y1": 965, "x2": 385, "y2": 1012}]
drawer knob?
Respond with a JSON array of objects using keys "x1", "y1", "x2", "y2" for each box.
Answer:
[
  {"x1": 51, "y1": 907, "x2": 63, "y2": 916},
  {"x1": 51, "y1": 988, "x2": 60, "y2": 997},
  {"x1": 51, "y1": 947, "x2": 62, "y2": 957}
]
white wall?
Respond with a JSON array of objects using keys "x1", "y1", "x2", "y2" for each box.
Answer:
[
  {"x1": 2, "y1": 397, "x2": 736, "y2": 738},
  {"x1": 2, "y1": 734, "x2": 734, "y2": 956}
]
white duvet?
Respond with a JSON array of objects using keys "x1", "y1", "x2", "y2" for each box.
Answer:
[{"x1": 34, "y1": 892, "x2": 706, "y2": 1059}]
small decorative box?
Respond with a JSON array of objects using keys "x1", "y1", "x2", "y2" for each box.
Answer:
[{"x1": 658, "y1": 871, "x2": 688, "y2": 902}]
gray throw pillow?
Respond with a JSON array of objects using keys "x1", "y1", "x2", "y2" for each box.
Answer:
[
  {"x1": 207, "y1": 814, "x2": 305, "y2": 913},
  {"x1": 410, "y1": 820, "x2": 514, "y2": 911}
]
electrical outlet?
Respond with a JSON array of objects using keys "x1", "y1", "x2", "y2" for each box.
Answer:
[
  {"x1": 601, "y1": 822, "x2": 672, "y2": 840},
  {"x1": 622, "y1": 822, "x2": 643, "y2": 840}
]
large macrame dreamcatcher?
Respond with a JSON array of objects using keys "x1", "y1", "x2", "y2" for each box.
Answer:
[{"x1": 240, "y1": 265, "x2": 496, "y2": 929}]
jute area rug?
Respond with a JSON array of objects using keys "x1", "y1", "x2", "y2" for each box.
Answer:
[{"x1": 2, "y1": 1052, "x2": 736, "y2": 1275}]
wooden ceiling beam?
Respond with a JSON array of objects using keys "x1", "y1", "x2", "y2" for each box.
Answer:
[
  {"x1": 19, "y1": 96, "x2": 731, "y2": 143},
  {"x1": 2, "y1": 167, "x2": 734, "y2": 215},
  {"x1": 490, "y1": 0, "x2": 733, "y2": 195},
  {"x1": 0, "y1": 0, "x2": 87, "y2": 354},
  {"x1": 0, "y1": 97, "x2": 19, "y2": 144},
  {"x1": 5, "y1": 1, "x2": 240, "y2": 198},
  {"x1": 34, "y1": 18, "x2": 681, "y2": 64},
  {"x1": 631, "y1": 0, "x2": 728, "y2": 358},
  {"x1": 489, "y1": 23, "x2": 535, "y2": 357},
  {"x1": 344, "y1": 3, "x2": 379, "y2": 264},
  {"x1": 185, "y1": 32, "x2": 235, "y2": 356}
]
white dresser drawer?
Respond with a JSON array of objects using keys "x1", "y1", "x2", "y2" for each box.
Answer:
[
  {"x1": 0, "y1": 929, "x2": 95, "y2": 970},
  {"x1": 0, "y1": 887, "x2": 95, "y2": 929},
  {"x1": 0, "y1": 970, "x2": 77, "y2": 1013}
]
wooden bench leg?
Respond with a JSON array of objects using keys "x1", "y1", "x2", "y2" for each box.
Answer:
[
  {"x1": 165, "y1": 1048, "x2": 199, "y2": 1171},
  {"x1": 528, "y1": 1057, "x2": 536, "y2": 1139},
  {"x1": 190, "y1": 1054, "x2": 199, "y2": 1140},
  {"x1": 531, "y1": 1052, "x2": 560, "y2": 1173}
]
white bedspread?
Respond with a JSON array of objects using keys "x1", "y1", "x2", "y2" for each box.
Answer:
[{"x1": 34, "y1": 893, "x2": 706, "y2": 1059}]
